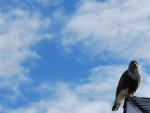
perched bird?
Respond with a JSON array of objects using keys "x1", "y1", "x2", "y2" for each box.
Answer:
[{"x1": 112, "y1": 60, "x2": 141, "y2": 111}]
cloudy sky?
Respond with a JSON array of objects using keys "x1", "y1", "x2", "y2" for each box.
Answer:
[{"x1": 1, "y1": 0, "x2": 150, "y2": 113}]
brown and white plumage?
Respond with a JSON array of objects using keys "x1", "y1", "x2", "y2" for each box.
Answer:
[{"x1": 112, "y1": 60, "x2": 141, "y2": 111}]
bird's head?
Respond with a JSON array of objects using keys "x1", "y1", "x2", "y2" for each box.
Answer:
[{"x1": 129, "y1": 60, "x2": 138, "y2": 69}]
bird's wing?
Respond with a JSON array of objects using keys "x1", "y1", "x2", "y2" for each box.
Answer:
[{"x1": 116, "y1": 70, "x2": 129, "y2": 97}]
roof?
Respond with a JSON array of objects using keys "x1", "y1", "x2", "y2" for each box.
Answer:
[{"x1": 124, "y1": 96, "x2": 150, "y2": 113}]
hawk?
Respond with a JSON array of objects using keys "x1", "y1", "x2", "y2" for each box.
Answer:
[{"x1": 112, "y1": 60, "x2": 141, "y2": 111}]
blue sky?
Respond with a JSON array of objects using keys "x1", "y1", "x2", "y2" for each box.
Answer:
[{"x1": 1, "y1": 0, "x2": 150, "y2": 113}]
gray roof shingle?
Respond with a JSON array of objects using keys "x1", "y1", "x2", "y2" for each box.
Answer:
[{"x1": 124, "y1": 96, "x2": 150, "y2": 113}]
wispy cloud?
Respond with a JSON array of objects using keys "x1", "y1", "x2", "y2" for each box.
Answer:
[
  {"x1": 8, "y1": 64, "x2": 150, "y2": 113},
  {"x1": 9, "y1": 65, "x2": 125, "y2": 113},
  {"x1": 0, "y1": 8, "x2": 51, "y2": 100},
  {"x1": 62, "y1": 0, "x2": 150, "y2": 62}
]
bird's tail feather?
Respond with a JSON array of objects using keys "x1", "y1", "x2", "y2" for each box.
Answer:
[{"x1": 112, "y1": 103, "x2": 120, "y2": 111}]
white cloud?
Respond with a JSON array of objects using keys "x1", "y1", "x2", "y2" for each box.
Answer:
[
  {"x1": 0, "y1": 8, "x2": 51, "y2": 98},
  {"x1": 136, "y1": 65, "x2": 150, "y2": 97},
  {"x1": 8, "y1": 63, "x2": 150, "y2": 113},
  {"x1": 8, "y1": 65, "x2": 127, "y2": 113},
  {"x1": 62, "y1": 0, "x2": 150, "y2": 62}
]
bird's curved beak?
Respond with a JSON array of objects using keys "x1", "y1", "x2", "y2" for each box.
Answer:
[{"x1": 135, "y1": 63, "x2": 138, "y2": 68}]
